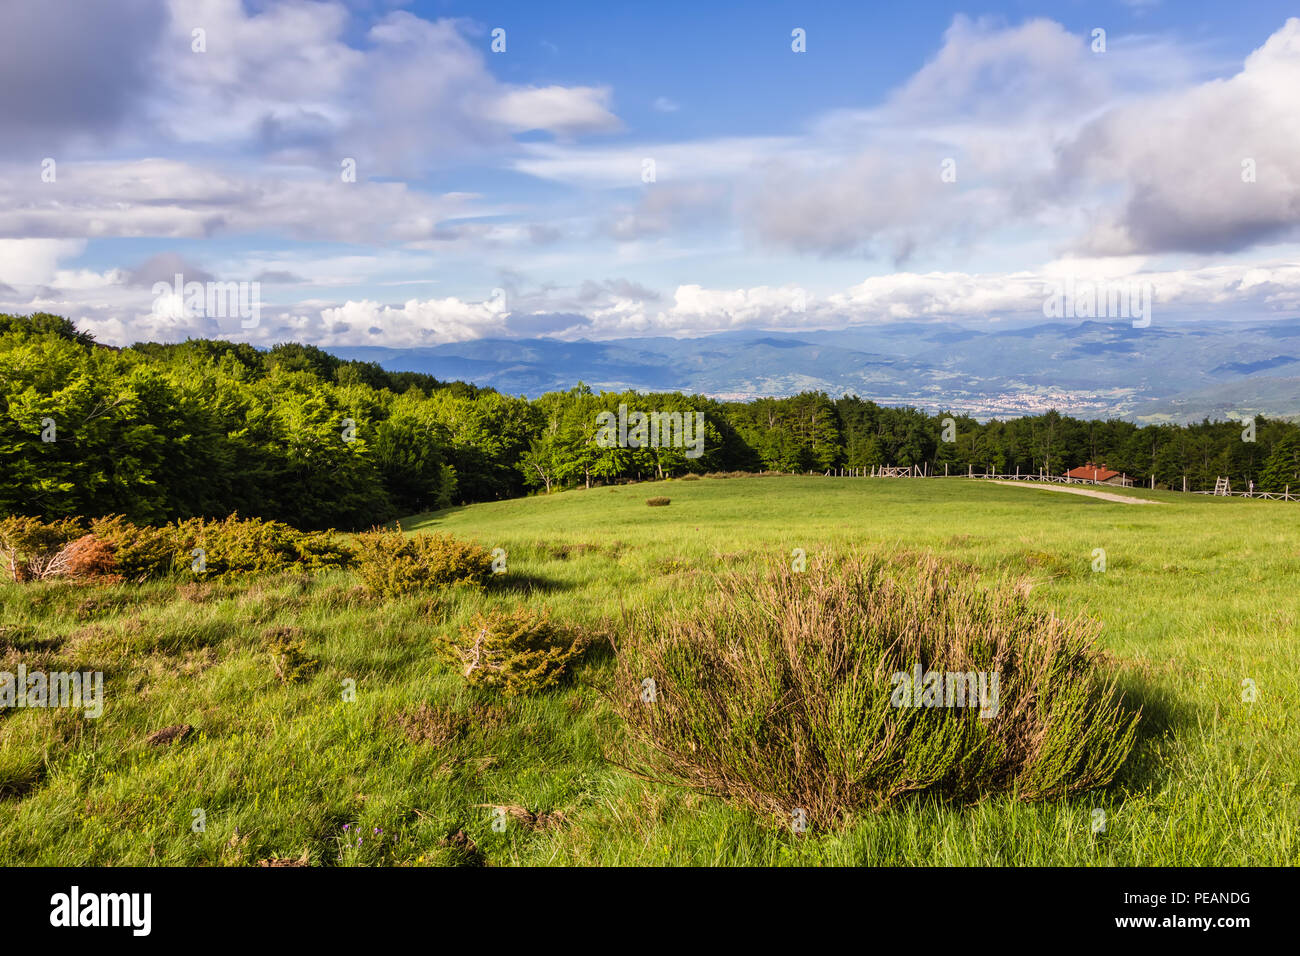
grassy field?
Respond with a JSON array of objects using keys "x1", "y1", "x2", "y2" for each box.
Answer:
[{"x1": 1, "y1": 476, "x2": 1296, "y2": 865}]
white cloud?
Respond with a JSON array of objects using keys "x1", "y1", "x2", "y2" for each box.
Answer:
[
  {"x1": 1060, "y1": 18, "x2": 1300, "y2": 254},
  {"x1": 490, "y1": 86, "x2": 620, "y2": 137},
  {"x1": 9, "y1": 246, "x2": 1300, "y2": 348},
  {"x1": 5, "y1": 6, "x2": 1300, "y2": 350},
  {"x1": 735, "y1": 16, "x2": 1226, "y2": 258},
  {"x1": 0, "y1": 159, "x2": 489, "y2": 242},
  {"x1": 311, "y1": 296, "x2": 512, "y2": 346},
  {"x1": 0, "y1": 239, "x2": 87, "y2": 286},
  {"x1": 150, "y1": 3, "x2": 621, "y2": 173},
  {"x1": 512, "y1": 137, "x2": 793, "y2": 188},
  {"x1": 506, "y1": 15, "x2": 1265, "y2": 264},
  {"x1": 156, "y1": 0, "x2": 361, "y2": 147}
]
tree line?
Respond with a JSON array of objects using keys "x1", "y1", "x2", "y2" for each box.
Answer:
[{"x1": 3, "y1": 314, "x2": 1298, "y2": 529}]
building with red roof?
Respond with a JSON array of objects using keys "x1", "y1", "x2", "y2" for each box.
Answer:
[{"x1": 1064, "y1": 462, "x2": 1133, "y2": 485}]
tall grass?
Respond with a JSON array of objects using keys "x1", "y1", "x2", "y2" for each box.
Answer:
[{"x1": 0, "y1": 477, "x2": 1295, "y2": 865}]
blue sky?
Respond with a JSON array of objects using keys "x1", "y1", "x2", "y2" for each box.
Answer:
[{"x1": 2, "y1": 0, "x2": 1299, "y2": 346}]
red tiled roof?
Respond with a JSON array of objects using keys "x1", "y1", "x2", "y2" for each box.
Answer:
[{"x1": 1065, "y1": 462, "x2": 1122, "y2": 481}]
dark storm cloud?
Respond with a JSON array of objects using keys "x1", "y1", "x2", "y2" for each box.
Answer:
[
  {"x1": 125, "y1": 252, "x2": 215, "y2": 288},
  {"x1": 577, "y1": 278, "x2": 661, "y2": 303},
  {"x1": 254, "y1": 270, "x2": 307, "y2": 284},
  {"x1": 0, "y1": 0, "x2": 167, "y2": 156},
  {"x1": 504, "y1": 311, "x2": 592, "y2": 336}
]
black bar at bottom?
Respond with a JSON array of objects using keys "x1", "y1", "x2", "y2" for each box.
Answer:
[{"x1": 1, "y1": 865, "x2": 1285, "y2": 942}]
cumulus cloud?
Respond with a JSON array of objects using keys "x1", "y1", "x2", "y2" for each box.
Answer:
[
  {"x1": 314, "y1": 296, "x2": 511, "y2": 346},
  {"x1": 528, "y1": 223, "x2": 565, "y2": 245},
  {"x1": 8, "y1": 244, "x2": 1300, "y2": 347},
  {"x1": 4, "y1": 6, "x2": 1300, "y2": 351},
  {"x1": 880, "y1": 15, "x2": 1104, "y2": 125},
  {"x1": 529, "y1": 259, "x2": 1300, "y2": 337},
  {"x1": 736, "y1": 16, "x2": 1221, "y2": 258},
  {"x1": 0, "y1": 239, "x2": 88, "y2": 287},
  {"x1": 151, "y1": 2, "x2": 619, "y2": 173},
  {"x1": 1059, "y1": 18, "x2": 1300, "y2": 255},
  {"x1": 0, "y1": 0, "x2": 621, "y2": 174},
  {"x1": 508, "y1": 14, "x2": 1271, "y2": 264},
  {"x1": 156, "y1": 0, "x2": 361, "y2": 150}
]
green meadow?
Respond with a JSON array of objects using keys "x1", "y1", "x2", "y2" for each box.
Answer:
[{"x1": 1, "y1": 476, "x2": 1296, "y2": 865}]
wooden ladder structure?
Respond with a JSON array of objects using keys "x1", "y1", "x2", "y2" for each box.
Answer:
[{"x1": 1213, "y1": 476, "x2": 1231, "y2": 496}]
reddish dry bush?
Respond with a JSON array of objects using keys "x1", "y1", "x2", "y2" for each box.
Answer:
[{"x1": 57, "y1": 534, "x2": 122, "y2": 582}]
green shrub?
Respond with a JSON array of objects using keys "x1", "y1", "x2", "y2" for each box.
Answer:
[
  {"x1": 441, "y1": 606, "x2": 589, "y2": 695},
  {"x1": 349, "y1": 531, "x2": 417, "y2": 596},
  {"x1": 89, "y1": 514, "x2": 354, "y2": 581},
  {"x1": 352, "y1": 530, "x2": 493, "y2": 597},
  {"x1": 173, "y1": 514, "x2": 352, "y2": 578},
  {"x1": 264, "y1": 626, "x2": 317, "y2": 684},
  {"x1": 646, "y1": 497, "x2": 671, "y2": 507},
  {"x1": 293, "y1": 530, "x2": 356, "y2": 570},
  {"x1": 89, "y1": 515, "x2": 181, "y2": 581},
  {"x1": 413, "y1": 533, "x2": 495, "y2": 588},
  {"x1": 607, "y1": 555, "x2": 1139, "y2": 827}
]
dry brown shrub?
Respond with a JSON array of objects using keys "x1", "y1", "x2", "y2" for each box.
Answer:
[{"x1": 58, "y1": 535, "x2": 122, "y2": 582}]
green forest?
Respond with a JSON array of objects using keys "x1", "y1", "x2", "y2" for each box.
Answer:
[{"x1": 4, "y1": 312, "x2": 1299, "y2": 529}]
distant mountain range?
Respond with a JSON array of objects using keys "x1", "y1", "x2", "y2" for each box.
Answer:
[{"x1": 327, "y1": 318, "x2": 1300, "y2": 423}]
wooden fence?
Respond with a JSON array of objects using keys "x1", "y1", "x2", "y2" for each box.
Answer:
[
  {"x1": 1190, "y1": 489, "x2": 1296, "y2": 500},
  {"x1": 818, "y1": 465, "x2": 1297, "y2": 501}
]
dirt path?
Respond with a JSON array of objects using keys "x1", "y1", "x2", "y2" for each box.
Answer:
[{"x1": 985, "y1": 480, "x2": 1161, "y2": 504}]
